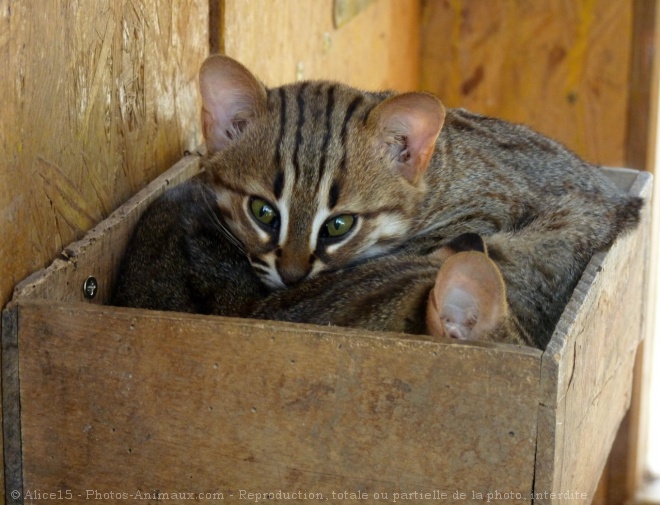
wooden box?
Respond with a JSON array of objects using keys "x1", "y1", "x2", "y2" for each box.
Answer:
[{"x1": 2, "y1": 154, "x2": 652, "y2": 505}]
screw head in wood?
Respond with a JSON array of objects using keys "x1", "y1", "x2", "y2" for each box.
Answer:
[{"x1": 83, "y1": 276, "x2": 98, "y2": 299}]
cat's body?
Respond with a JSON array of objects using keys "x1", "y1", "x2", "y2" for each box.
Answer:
[
  {"x1": 112, "y1": 55, "x2": 642, "y2": 349},
  {"x1": 114, "y1": 187, "x2": 524, "y2": 345},
  {"x1": 250, "y1": 232, "x2": 525, "y2": 345},
  {"x1": 112, "y1": 180, "x2": 268, "y2": 316},
  {"x1": 398, "y1": 108, "x2": 640, "y2": 346}
]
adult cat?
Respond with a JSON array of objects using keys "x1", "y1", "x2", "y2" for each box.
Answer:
[{"x1": 191, "y1": 55, "x2": 640, "y2": 347}]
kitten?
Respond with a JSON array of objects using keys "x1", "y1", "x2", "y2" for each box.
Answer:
[{"x1": 196, "y1": 55, "x2": 641, "y2": 348}]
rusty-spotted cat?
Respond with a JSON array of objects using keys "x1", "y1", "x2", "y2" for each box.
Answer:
[{"x1": 113, "y1": 55, "x2": 641, "y2": 349}]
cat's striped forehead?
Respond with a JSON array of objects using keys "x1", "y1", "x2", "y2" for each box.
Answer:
[{"x1": 263, "y1": 82, "x2": 386, "y2": 192}]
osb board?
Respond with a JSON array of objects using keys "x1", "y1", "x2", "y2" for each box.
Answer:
[
  {"x1": 0, "y1": 1, "x2": 208, "y2": 312},
  {"x1": 12, "y1": 152, "x2": 203, "y2": 306},
  {"x1": 8, "y1": 301, "x2": 541, "y2": 505},
  {"x1": 220, "y1": 0, "x2": 420, "y2": 91},
  {"x1": 420, "y1": 0, "x2": 633, "y2": 167},
  {"x1": 534, "y1": 171, "x2": 653, "y2": 504}
]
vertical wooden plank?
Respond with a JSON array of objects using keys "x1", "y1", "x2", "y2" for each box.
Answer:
[
  {"x1": 606, "y1": 0, "x2": 660, "y2": 503},
  {"x1": 421, "y1": 0, "x2": 633, "y2": 167},
  {"x1": 626, "y1": 0, "x2": 660, "y2": 172},
  {"x1": 209, "y1": 0, "x2": 223, "y2": 54},
  {"x1": 221, "y1": 0, "x2": 420, "y2": 90},
  {"x1": 2, "y1": 305, "x2": 21, "y2": 505},
  {"x1": 0, "y1": 1, "x2": 208, "y2": 313}
]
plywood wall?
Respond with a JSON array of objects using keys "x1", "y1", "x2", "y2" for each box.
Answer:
[
  {"x1": 0, "y1": 2, "x2": 422, "y2": 492},
  {"x1": 0, "y1": 1, "x2": 208, "y2": 313},
  {"x1": 221, "y1": 0, "x2": 421, "y2": 91},
  {"x1": 0, "y1": 0, "x2": 422, "y2": 316},
  {"x1": 421, "y1": 0, "x2": 633, "y2": 167}
]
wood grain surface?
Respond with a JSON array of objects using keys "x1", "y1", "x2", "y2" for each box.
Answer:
[
  {"x1": 221, "y1": 0, "x2": 421, "y2": 91},
  {"x1": 12, "y1": 152, "x2": 202, "y2": 306},
  {"x1": 1, "y1": 2, "x2": 654, "y2": 502},
  {"x1": 0, "y1": 3, "x2": 209, "y2": 501},
  {"x1": 13, "y1": 301, "x2": 541, "y2": 504},
  {"x1": 0, "y1": 1, "x2": 208, "y2": 312},
  {"x1": 421, "y1": 0, "x2": 633, "y2": 167},
  {"x1": 533, "y1": 170, "x2": 652, "y2": 504}
]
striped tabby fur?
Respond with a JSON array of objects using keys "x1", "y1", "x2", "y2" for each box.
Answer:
[
  {"x1": 198, "y1": 55, "x2": 642, "y2": 348},
  {"x1": 251, "y1": 232, "x2": 525, "y2": 345}
]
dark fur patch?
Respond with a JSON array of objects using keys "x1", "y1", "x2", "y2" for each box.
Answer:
[
  {"x1": 273, "y1": 171, "x2": 284, "y2": 200},
  {"x1": 445, "y1": 232, "x2": 486, "y2": 253},
  {"x1": 329, "y1": 181, "x2": 341, "y2": 209},
  {"x1": 316, "y1": 85, "x2": 336, "y2": 192},
  {"x1": 485, "y1": 244, "x2": 509, "y2": 264}
]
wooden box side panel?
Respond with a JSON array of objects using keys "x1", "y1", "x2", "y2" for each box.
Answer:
[
  {"x1": 534, "y1": 171, "x2": 652, "y2": 504},
  {"x1": 12, "y1": 301, "x2": 542, "y2": 504},
  {"x1": 11, "y1": 154, "x2": 202, "y2": 306}
]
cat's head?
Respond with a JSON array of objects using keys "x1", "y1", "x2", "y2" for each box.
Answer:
[{"x1": 199, "y1": 55, "x2": 446, "y2": 289}]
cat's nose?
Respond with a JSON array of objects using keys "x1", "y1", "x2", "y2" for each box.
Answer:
[
  {"x1": 278, "y1": 265, "x2": 310, "y2": 286},
  {"x1": 277, "y1": 248, "x2": 312, "y2": 286}
]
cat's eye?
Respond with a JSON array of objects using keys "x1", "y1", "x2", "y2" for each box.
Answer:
[
  {"x1": 250, "y1": 197, "x2": 279, "y2": 228},
  {"x1": 322, "y1": 214, "x2": 355, "y2": 238}
]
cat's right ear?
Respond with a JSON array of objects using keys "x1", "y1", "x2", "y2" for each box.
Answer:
[
  {"x1": 426, "y1": 251, "x2": 508, "y2": 342},
  {"x1": 199, "y1": 55, "x2": 268, "y2": 154}
]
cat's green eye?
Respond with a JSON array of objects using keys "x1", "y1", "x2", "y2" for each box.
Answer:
[
  {"x1": 250, "y1": 198, "x2": 279, "y2": 228},
  {"x1": 323, "y1": 214, "x2": 355, "y2": 238}
]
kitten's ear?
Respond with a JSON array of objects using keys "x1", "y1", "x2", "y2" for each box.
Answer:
[
  {"x1": 199, "y1": 55, "x2": 268, "y2": 153},
  {"x1": 426, "y1": 252, "x2": 508, "y2": 341},
  {"x1": 370, "y1": 92, "x2": 445, "y2": 185}
]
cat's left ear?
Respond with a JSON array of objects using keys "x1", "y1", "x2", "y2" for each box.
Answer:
[
  {"x1": 199, "y1": 55, "x2": 268, "y2": 153},
  {"x1": 369, "y1": 92, "x2": 445, "y2": 185}
]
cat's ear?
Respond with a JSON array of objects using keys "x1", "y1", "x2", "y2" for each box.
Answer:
[
  {"x1": 370, "y1": 92, "x2": 445, "y2": 185},
  {"x1": 426, "y1": 251, "x2": 508, "y2": 341},
  {"x1": 199, "y1": 55, "x2": 268, "y2": 153}
]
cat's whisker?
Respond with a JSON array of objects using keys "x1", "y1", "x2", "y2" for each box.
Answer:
[{"x1": 197, "y1": 187, "x2": 248, "y2": 256}]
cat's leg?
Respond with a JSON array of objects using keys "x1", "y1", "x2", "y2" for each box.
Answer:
[{"x1": 484, "y1": 201, "x2": 608, "y2": 348}]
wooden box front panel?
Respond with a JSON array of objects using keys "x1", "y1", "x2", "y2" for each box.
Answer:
[{"x1": 8, "y1": 302, "x2": 540, "y2": 504}]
